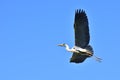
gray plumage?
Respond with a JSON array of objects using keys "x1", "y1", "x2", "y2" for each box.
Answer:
[
  {"x1": 58, "y1": 9, "x2": 101, "y2": 63},
  {"x1": 74, "y1": 10, "x2": 90, "y2": 48},
  {"x1": 70, "y1": 9, "x2": 92, "y2": 63}
]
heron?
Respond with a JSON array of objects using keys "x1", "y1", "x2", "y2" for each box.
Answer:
[{"x1": 58, "y1": 9, "x2": 102, "y2": 63}]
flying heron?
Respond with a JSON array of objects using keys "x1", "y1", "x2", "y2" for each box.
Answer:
[{"x1": 58, "y1": 9, "x2": 102, "y2": 63}]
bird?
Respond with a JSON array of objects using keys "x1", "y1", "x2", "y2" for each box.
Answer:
[{"x1": 58, "y1": 9, "x2": 102, "y2": 63}]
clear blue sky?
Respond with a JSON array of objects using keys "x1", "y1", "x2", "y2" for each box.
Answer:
[{"x1": 0, "y1": 0, "x2": 120, "y2": 80}]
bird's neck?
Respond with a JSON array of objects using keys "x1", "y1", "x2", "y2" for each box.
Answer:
[{"x1": 65, "y1": 44, "x2": 71, "y2": 51}]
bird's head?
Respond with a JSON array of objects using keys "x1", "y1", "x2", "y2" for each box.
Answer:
[{"x1": 58, "y1": 43, "x2": 66, "y2": 47}]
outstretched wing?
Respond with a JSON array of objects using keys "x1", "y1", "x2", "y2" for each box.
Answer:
[
  {"x1": 74, "y1": 9, "x2": 90, "y2": 48},
  {"x1": 70, "y1": 52, "x2": 89, "y2": 63}
]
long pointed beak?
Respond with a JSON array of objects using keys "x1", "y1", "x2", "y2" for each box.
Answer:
[{"x1": 58, "y1": 44, "x2": 63, "y2": 46}]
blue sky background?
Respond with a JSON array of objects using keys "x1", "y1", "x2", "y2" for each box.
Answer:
[{"x1": 0, "y1": 0, "x2": 120, "y2": 80}]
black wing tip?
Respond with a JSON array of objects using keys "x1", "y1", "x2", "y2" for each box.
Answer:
[
  {"x1": 70, "y1": 57, "x2": 86, "y2": 63},
  {"x1": 75, "y1": 9, "x2": 86, "y2": 14},
  {"x1": 75, "y1": 9, "x2": 87, "y2": 19},
  {"x1": 70, "y1": 59, "x2": 84, "y2": 63}
]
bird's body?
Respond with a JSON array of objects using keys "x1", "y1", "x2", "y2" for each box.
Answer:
[
  {"x1": 58, "y1": 9, "x2": 101, "y2": 63},
  {"x1": 58, "y1": 43, "x2": 93, "y2": 63}
]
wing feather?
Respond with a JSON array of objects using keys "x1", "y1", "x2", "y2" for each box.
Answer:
[
  {"x1": 70, "y1": 52, "x2": 89, "y2": 63},
  {"x1": 74, "y1": 9, "x2": 90, "y2": 48}
]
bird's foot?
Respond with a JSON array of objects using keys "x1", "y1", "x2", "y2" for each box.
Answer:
[{"x1": 93, "y1": 55, "x2": 102, "y2": 62}]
